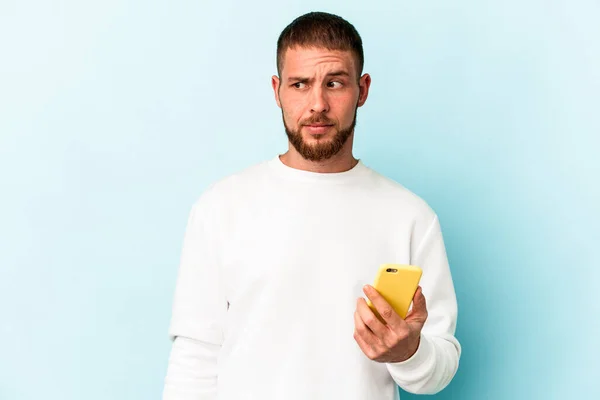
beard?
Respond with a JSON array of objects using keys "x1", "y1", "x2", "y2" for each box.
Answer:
[{"x1": 282, "y1": 107, "x2": 358, "y2": 162}]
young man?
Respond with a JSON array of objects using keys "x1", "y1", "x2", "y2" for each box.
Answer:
[{"x1": 163, "y1": 11, "x2": 461, "y2": 400}]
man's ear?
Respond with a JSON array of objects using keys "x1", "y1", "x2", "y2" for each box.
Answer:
[
  {"x1": 272, "y1": 75, "x2": 282, "y2": 108},
  {"x1": 357, "y1": 73, "x2": 371, "y2": 107}
]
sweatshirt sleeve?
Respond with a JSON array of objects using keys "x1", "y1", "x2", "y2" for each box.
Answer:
[
  {"x1": 162, "y1": 337, "x2": 220, "y2": 400},
  {"x1": 163, "y1": 191, "x2": 228, "y2": 399},
  {"x1": 386, "y1": 214, "x2": 461, "y2": 395}
]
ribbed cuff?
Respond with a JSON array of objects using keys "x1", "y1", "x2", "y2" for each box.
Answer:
[{"x1": 386, "y1": 334, "x2": 436, "y2": 381}]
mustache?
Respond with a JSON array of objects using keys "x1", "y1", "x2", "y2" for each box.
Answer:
[{"x1": 300, "y1": 114, "x2": 335, "y2": 126}]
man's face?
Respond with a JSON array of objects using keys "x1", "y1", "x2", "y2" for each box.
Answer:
[{"x1": 272, "y1": 47, "x2": 370, "y2": 162}]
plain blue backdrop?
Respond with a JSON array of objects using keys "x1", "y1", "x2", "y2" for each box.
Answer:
[{"x1": 1, "y1": 1, "x2": 598, "y2": 399}]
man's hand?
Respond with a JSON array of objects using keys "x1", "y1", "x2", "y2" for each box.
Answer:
[{"x1": 353, "y1": 285, "x2": 428, "y2": 363}]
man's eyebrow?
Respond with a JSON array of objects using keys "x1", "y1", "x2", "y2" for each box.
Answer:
[
  {"x1": 287, "y1": 76, "x2": 311, "y2": 83},
  {"x1": 286, "y1": 71, "x2": 350, "y2": 83},
  {"x1": 327, "y1": 70, "x2": 350, "y2": 77}
]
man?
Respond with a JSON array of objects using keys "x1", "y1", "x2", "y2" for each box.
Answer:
[{"x1": 163, "y1": 11, "x2": 460, "y2": 400}]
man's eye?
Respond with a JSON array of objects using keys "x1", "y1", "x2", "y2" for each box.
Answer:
[
  {"x1": 293, "y1": 82, "x2": 306, "y2": 89},
  {"x1": 328, "y1": 81, "x2": 343, "y2": 88}
]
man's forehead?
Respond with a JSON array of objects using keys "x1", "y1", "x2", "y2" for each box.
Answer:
[
  {"x1": 281, "y1": 46, "x2": 356, "y2": 75},
  {"x1": 281, "y1": 46, "x2": 357, "y2": 79},
  {"x1": 283, "y1": 46, "x2": 353, "y2": 63}
]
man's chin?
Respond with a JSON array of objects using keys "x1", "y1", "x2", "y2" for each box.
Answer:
[
  {"x1": 303, "y1": 133, "x2": 330, "y2": 141},
  {"x1": 302, "y1": 128, "x2": 334, "y2": 140}
]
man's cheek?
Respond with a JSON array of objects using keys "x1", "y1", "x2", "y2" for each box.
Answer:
[{"x1": 283, "y1": 110, "x2": 299, "y2": 126}]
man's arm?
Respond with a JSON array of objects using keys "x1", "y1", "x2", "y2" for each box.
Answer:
[
  {"x1": 163, "y1": 190, "x2": 228, "y2": 399},
  {"x1": 385, "y1": 214, "x2": 461, "y2": 394},
  {"x1": 163, "y1": 337, "x2": 220, "y2": 400}
]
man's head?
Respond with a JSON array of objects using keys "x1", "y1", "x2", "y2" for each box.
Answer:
[{"x1": 272, "y1": 12, "x2": 371, "y2": 162}]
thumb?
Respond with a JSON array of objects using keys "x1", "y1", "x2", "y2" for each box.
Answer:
[{"x1": 405, "y1": 286, "x2": 428, "y2": 323}]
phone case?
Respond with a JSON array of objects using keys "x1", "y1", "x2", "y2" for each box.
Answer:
[{"x1": 366, "y1": 264, "x2": 423, "y2": 321}]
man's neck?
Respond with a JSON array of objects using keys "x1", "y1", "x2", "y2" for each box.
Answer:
[{"x1": 279, "y1": 148, "x2": 359, "y2": 173}]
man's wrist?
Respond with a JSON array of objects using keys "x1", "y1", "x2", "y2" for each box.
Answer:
[
  {"x1": 393, "y1": 334, "x2": 421, "y2": 363},
  {"x1": 406, "y1": 334, "x2": 421, "y2": 359}
]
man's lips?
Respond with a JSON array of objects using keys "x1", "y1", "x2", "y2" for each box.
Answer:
[{"x1": 304, "y1": 124, "x2": 334, "y2": 134}]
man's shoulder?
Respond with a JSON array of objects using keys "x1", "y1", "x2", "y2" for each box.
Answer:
[
  {"x1": 192, "y1": 158, "x2": 271, "y2": 206},
  {"x1": 366, "y1": 166, "x2": 437, "y2": 220},
  {"x1": 213, "y1": 158, "x2": 271, "y2": 190}
]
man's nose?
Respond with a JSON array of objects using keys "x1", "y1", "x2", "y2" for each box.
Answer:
[{"x1": 309, "y1": 87, "x2": 329, "y2": 113}]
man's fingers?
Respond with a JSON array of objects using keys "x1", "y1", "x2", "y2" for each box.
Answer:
[
  {"x1": 353, "y1": 326, "x2": 372, "y2": 355},
  {"x1": 353, "y1": 308, "x2": 376, "y2": 339},
  {"x1": 353, "y1": 310, "x2": 378, "y2": 357},
  {"x1": 363, "y1": 285, "x2": 403, "y2": 329},
  {"x1": 356, "y1": 297, "x2": 388, "y2": 339}
]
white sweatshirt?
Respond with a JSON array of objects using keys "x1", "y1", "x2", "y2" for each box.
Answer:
[{"x1": 163, "y1": 155, "x2": 461, "y2": 400}]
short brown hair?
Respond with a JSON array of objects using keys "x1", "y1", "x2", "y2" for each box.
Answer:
[{"x1": 276, "y1": 12, "x2": 364, "y2": 78}]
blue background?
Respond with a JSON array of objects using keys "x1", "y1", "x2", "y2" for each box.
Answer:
[{"x1": 1, "y1": 1, "x2": 598, "y2": 399}]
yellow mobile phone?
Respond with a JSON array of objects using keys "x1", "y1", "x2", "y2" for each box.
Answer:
[{"x1": 366, "y1": 264, "x2": 423, "y2": 321}]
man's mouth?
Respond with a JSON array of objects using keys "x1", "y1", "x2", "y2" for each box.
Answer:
[{"x1": 304, "y1": 124, "x2": 333, "y2": 134}]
